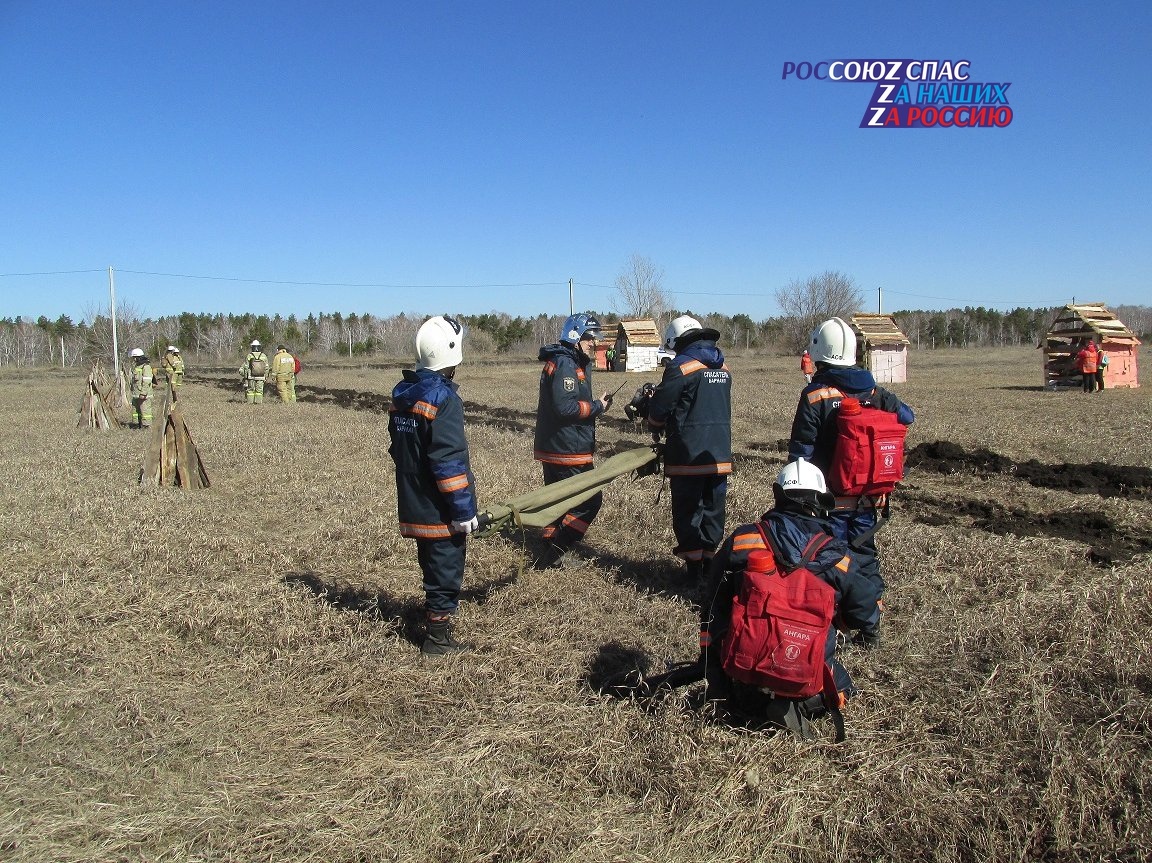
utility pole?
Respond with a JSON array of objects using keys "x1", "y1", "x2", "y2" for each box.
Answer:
[
  {"x1": 878, "y1": 286, "x2": 883, "y2": 315},
  {"x1": 569, "y1": 278, "x2": 574, "y2": 315},
  {"x1": 109, "y1": 266, "x2": 120, "y2": 380}
]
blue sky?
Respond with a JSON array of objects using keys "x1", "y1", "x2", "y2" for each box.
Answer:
[{"x1": 2, "y1": 1, "x2": 1149, "y2": 324}]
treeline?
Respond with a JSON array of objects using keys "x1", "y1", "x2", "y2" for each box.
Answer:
[
  {"x1": 2, "y1": 305, "x2": 1149, "y2": 368},
  {"x1": 892, "y1": 305, "x2": 1152, "y2": 349}
]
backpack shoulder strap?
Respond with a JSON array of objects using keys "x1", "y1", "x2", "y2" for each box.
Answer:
[
  {"x1": 758, "y1": 523, "x2": 832, "y2": 574},
  {"x1": 754, "y1": 520, "x2": 775, "y2": 560},
  {"x1": 798, "y1": 532, "x2": 833, "y2": 568}
]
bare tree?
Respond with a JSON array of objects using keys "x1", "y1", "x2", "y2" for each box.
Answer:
[
  {"x1": 613, "y1": 254, "x2": 670, "y2": 324},
  {"x1": 201, "y1": 316, "x2": 239, "y2": 361},
  {"x1": 773, "y1": 270, "x2": 863, "y2": 350},
  {"x1": 314, "y1": 316, "x2": 342, "y2": 354},
  {"x1": 382, "y1": 313, "x2": 420, "y2": 360},
  {"x1": 83, "y1": 300, "x2": 151, "y2": 367},
  {"x1": 531, "y1": 314, "x2": 559, "y2": 346}
]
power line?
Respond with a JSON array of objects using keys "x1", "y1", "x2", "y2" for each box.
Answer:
[
  {"x1": 883, "y1": 287, "x2": 1050, "y2": 309},
  {"x1": 118, "y1": 269, "x2": 566, "y2": 289},
  {"x1": 0, "y1": 269, "x2": 105, "y2": 277},
  {"x1": 574, "y1": 281, "x2": 765, "y2": 297}
]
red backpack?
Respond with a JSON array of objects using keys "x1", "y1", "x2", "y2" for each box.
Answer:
[
  {"x1": 721, "y1": 526, "x2": 841, "y2": 710},
  {"x1": 830, "y1": 397, "x2": 906, "y2": 496}
]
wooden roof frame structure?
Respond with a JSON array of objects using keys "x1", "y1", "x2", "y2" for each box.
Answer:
[
  {"x1": 1045, "y1": 302, "x2": 1142, "y2": 346},
  {"x1": 616, "y1": 319, "x2": 663, "y2": 347},
  {"x1": 850, "y1": 313, "x2": 911, "y2": 347}
]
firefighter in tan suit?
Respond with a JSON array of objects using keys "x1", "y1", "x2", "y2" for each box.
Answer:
[
  {"x1": 162, "y1": 346, "x2": 185, "y2": 388},
  {"x1": 271, "y1": 344, "x2": 297, "y2": 402},
  {"x1": 240, "y1": 340, "x2": 268, "y2": 404},
  {"x1": 128, "y1": 348, "x2": 154, "y2": 428}
]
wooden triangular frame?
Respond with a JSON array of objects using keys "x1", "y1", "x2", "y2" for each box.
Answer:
[
  {"x1": 140, "y1": 386, "x2": 210, "y2": 488},
  {"x1": 78, "y1": 364, "x2": 122, "y2": 431}
]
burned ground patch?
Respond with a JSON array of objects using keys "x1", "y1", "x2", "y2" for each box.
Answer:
[
  {"x1": 908, "y1": 441, "x2": 1152, "y2": 499},
  {"x1": 298, "y1": 386, "x2": 389, "y2": 411},
  {"x1": 899, "y1": 489, "x2": 1152, "y2": 566},
  {"x1": 462, "y1": 400, "x2": 536, "y2": 434},
  {"x1": 746, "y1": 439, "x2": 791, "y2": 453}
]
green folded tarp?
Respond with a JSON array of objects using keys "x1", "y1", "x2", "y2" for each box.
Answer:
[{"x1": 477, "y1": 445, "x2": 659, "y2": 536}]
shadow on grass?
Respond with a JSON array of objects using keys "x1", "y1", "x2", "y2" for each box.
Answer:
[
  {"x1": 591, "y1": 548, "x2": 699, "y2": 604},
  {"x1": 283, "y1": 570, "x2": 519, "y2": 646},
  {"x1": 585, "y1": 641, "x2": 826, "y2": 739}
]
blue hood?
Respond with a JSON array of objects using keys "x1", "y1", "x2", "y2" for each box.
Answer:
[
  {"x1": 539, "y1": 342, "x2": 586, "y2": 365},
  {"x1": 392, "y1": 368, "x2": 456, "y2": 409},
  {"x1": 763, "y1": 510, "x2": 843, "y2": 574},
  {"x1": 680, "y1": 339, "x2": 725, "y2": 368},
  {"x1": 814, "y1": 365, "x2": 877, "y2": 396}
]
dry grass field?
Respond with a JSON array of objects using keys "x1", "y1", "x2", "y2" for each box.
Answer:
[{"x1": 2, "y1": 346, "x2": 1150, "y2": 863}]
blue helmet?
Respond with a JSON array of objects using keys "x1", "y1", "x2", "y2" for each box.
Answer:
[{"x1": 559, "y1": 313, "x2": 603, "y2": 345}]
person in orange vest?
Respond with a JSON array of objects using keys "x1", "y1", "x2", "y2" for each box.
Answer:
[
  {"x1": 800, "y1": 349, "x2": 815, "y2": 383},
  {"x1": 1075, "y1": 341, "x2": 1099, "y2": 393}
]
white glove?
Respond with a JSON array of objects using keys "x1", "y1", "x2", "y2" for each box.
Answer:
[{"x1": 451, "y1": 516, "x2": 480, "y2": 535}]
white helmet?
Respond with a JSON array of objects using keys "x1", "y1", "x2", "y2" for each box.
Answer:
[
  {"x1": 663, "y1": 315, "x2": 703, "y2": 351},
  {"x1": 774, "y1": 457, "x2": 836, "y2": 516},
  {"x1": 129, "y1": 348, "x2": 145, "y2": 358},
  {"x1": 810, "y1": 317, "x2": 857, "y2": 367},
  {"x1": 250, "y1": 339, "x2": 261, "y2": 348},
  {"x1": 167, "y1": 345, "x2": 178, "y2": 353},
  {"x1": 776, "y1": 457, "x2": 828, "y2": 494},
  {"x1": 415, "y1": 315, "x2": 464, "y2": 371}
]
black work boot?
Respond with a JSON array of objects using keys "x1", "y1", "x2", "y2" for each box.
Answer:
[
  {"x1": 852, "y1": 621, "x2": 881, "y2": 650},
  {"x1": 421, "y1": 617, "x2": 465, "y2": 656},
  {"x1": 532, "y1": 543, "x2": 569, "y2": 571}
]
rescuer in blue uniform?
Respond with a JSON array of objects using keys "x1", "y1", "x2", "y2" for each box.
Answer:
[
  {"x1": 388, "y1": 315, "x2": 479, "y2": 656},
  {"x1": 701, "y1": 459, "x2": 882, "y2": 734},
  {"x1": 787, "y1": 317, "x2": 914, "y2": 645},
  {"x1": 646, "y1": 315, "x2": 733, "y2": 582},
  {"x1": 532, "y1": 312, "x2": 615, "y2": 569}
]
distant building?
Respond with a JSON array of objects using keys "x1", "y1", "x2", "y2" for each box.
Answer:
[
  {"x1": 850, "y1": 314, "x2": 910, "y2": 384},
  {"x1": 611, "y1": 319, "x2": 663, "y2": 372},
  {"x1": 1043, "y1": 302, "x2": 1140, "y2": 389}
]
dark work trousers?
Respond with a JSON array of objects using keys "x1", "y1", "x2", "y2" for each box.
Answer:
[
  {"x1": 669, "y1": 474, "x2": 728, "y2": 563},
  {"x1": 1082, "y1": 372, "x2": 1095, "y2": 393},
  {"x1": 416, "y1": 534, "x2": 467, "y2": 616},
  {"x1": 829, "y1": 505, "x2": 883, "y2": 595},
  {"x1": 541, "y1": 462, "x2": 602, "y2": 549}
]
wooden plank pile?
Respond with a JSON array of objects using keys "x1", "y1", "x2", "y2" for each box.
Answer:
[
  {"x1": 140, "y1": 386, "x2": 210, "y2": 488},
  {"x1": 111, "y1": 367, "x2": 131, "y2": 412},
  {"x1": 77, "y1": 363, "x2": 122, "y2": 431}
]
